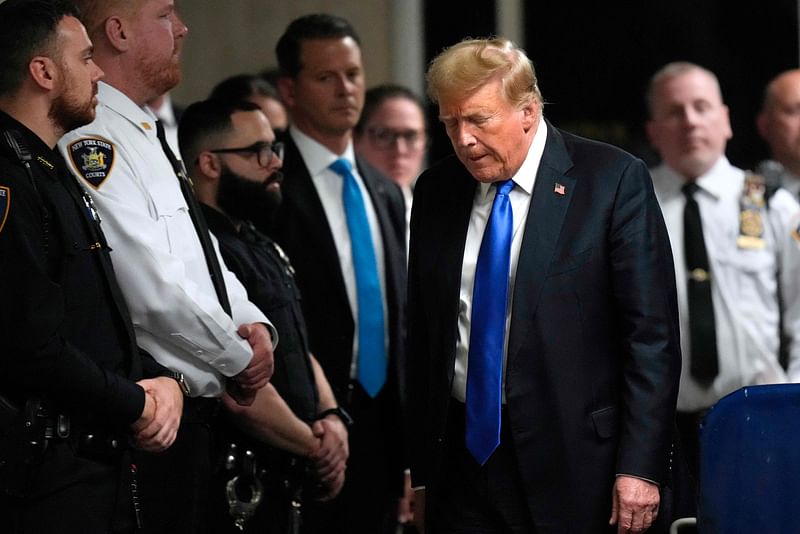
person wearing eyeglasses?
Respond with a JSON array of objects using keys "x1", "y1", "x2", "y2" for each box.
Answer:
[
  {"x1": 270, "y1": 13, "x2": 408, "y2": 534},
  {"x1": 355, "y1": 84, "x2": 428, "y2": 247},
  {"x1": 57, "y1": 1, "x2": 276, "y2": 532},
  {"x1": 180, "y1": 98, "x2": 349, "y2": 533}
]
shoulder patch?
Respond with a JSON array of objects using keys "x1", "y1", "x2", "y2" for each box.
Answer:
[
  {"x1": 0, "y1": 186, "x2": 9, "y2": 234},
  {"x1": 68, "y1": 137, "x2": 115, "y2": 189},
  {"x1": 792, "y1": 213, "x2": 800, "y2": 244}
]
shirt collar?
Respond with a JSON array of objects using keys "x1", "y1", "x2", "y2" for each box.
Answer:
[
  {"x1": 97, "y1": 81, "x2": 159, "y2": 137},
  {"x1": 289, "y1": 125, "x2": 357, "y2": 177},
  {"x1": 148, "y1": 93, "x2": 176, "y2": 127},
  {"x1": 477, "y1": 114, "x2": 546, "y2": 199},
  {"x1": 656, "y1": 156, "x2": 733, "y2": 201}
]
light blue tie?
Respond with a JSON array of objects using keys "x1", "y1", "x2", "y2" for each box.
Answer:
[
  {"x1": 329, "y1": 158, "x2": 387, "y2": 397},
  {"x1": 466, "y1": 179, "x2": 514, "y2": 465}
]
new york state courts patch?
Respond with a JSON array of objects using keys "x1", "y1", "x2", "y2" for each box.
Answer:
[{"x1": 68, "y1": 138, "x2": 115, "y2": 188}]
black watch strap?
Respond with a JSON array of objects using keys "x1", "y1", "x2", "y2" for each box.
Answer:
[
  {"x1": 164, "y1": 370, "x2": 191, "y2": 396},
  {"x1": 317, "y1": 406, "x2": 354, "y2": 428}
]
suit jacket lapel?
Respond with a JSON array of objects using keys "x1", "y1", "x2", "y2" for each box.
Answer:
[
  {"x1": 281, "y1": 136, "x2": 350, "y2": 306},
  {"x1": 508, "y1": 124, "x2": 575, "y2": 358},
  {"x1": 439, "y1": 166, "x2": 477, "y2": 378},
  {"x1": 357, "y1": 158, "x2": 403, "y2": 268}
]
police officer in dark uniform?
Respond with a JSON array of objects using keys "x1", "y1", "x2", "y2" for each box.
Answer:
[
  {"x1": 179, "y1": 98, "x2": 350, "y2": 533},
  {"x1": 0, "y1": 2, "x2": 183, "y2": 532}
]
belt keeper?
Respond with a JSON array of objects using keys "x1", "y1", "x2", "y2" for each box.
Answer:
[{"x1": 56, "y1": 414, "x2": 70, "y2": 439}]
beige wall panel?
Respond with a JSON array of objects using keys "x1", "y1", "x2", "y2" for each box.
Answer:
[{"x1": 173, "y1": 0, "x2": 392, "y2": 105}]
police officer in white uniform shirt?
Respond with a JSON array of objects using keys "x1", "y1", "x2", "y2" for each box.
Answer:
[
  {"x1": 58, "y1": 2, "x2": 275, "y2": 533},
  {"x1": 646, "y1": 61, "x2": 800, "y2": 493}
]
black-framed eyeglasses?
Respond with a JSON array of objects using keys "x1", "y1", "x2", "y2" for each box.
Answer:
[
  {"x1": 209, "y1": 141, "x2": 284, "y2": 166},
  {"x1": 367, "y1": 127, "x2": 426, "y2": 151}
]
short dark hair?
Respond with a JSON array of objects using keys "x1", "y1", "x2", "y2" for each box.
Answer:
[
  {"x1": 275, "y1": 13, "x2": 361, "y2": 79},
  {"x1": 209, "y1": 74, "x2": 281, "y2": 103},
  {"x1": 0, "y1": 0, "x2": 80, "y2": 96},
  {"x1": 178, "y1": 99, "x2": 261, "y2": 168},
  {"x1": 355, "y1": 84, "x2": 427, "y2": 136}
]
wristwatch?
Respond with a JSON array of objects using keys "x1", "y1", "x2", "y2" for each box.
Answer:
[
  {"x1": 165, "y1": 370, "x2": 191, "y2": 396},
  {"x1": 316, "y1": 406, "x2": 354, "y2": 429}
]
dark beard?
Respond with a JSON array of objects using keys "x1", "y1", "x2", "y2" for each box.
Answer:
[
  {"x1": 217, "y1": 168, "x2": 283, "y2": 229},
  {"x1": 50, "y1": 85, "x2": 96, "y2": 133}
]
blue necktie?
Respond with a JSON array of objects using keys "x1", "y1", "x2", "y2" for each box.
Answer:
[
  {"x1": 466, "y1": 179, "x2": 515, "y2": 465},
  {"x1": 329, "y1": 159, "x2": 387, "y2": 397}
]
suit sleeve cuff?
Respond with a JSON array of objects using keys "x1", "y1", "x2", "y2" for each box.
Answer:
[{"x1": 616, "y1": 473, "x2": 660, "y2": 488}]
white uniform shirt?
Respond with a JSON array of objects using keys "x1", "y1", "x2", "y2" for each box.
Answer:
[
  {"x1": 451, "y1": 116, "x2": 547, "y2": 402},
  {"x1": 289, "y1": 127, "x2": 388, "y2": 378},
  {"x1": 651, "y1": 157, "x2": 800, "y2": 412},
  {"x1": 59, "y1": 82, "x2": 271, "y2": 397},
  {"x1": 146, "y1": 92, "x2": 180, "y2": 155}
]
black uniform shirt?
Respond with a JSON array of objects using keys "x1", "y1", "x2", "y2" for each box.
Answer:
[
  {"x1": 0, "y1": 111, "x2": 144, "y2": 424},
  {"x1": 202, "y1": 204, "x2": 319, "y2": 422}
]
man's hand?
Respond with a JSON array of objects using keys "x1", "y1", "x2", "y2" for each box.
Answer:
[
  {"x1": 132, "y1": 390, "x2": 156, "y2": 433},
  {"x1": 315, "y1": 464, "x2": 345, "y2": 502},
  {"x1": 397, "y1": 470, "x2": 415, "y2": 524},
  {"x1": 609, "y1": 476, "x2": 660, "y2": 533},
  {"x1": 231, "y1": 323, "x2": 274, "y2": 405},
  {"x1": 309, "y1": 415, "x2": 349, "y2": 482},
  {"x1": 132, "y1": 377, "x2": 184, "y2": 452}
]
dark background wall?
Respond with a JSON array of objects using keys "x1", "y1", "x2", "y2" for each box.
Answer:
[{"x1": 425, "y1": 1, "x2": 799, "y2": 170}]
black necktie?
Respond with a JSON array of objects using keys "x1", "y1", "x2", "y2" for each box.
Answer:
[
  {"x1": 155, "y1": 120, "x2": 231, "y2": 316},
  {"x1": 682, "y1": 182, "x2": 718, "y2": 383}
]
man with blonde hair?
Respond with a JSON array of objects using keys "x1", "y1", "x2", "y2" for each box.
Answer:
[{"x1": 407, "y1": 37, "x2": 681, "y2": 533}]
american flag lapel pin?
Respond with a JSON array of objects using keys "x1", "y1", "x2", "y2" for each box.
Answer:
[{"x1": 554, "y1": 182, "x2": 566, "y2": 195}]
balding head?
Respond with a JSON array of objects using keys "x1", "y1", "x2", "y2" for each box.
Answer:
[
  {"x1": 757, "y1": 69, "x2": 800, "y2": 175},
  {"x1": 645, "y1": 62, "x2": 732, "y2": 180}
]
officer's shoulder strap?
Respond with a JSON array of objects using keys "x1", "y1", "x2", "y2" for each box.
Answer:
[{"x1": 2, "y1": 128, "x2": 50, "y2": 256}]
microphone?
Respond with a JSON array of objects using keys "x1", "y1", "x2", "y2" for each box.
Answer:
[{"x1": 756, "y1": 159, "x2": 785, "y2": 192}]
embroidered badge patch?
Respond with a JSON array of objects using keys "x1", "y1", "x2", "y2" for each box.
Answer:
[
  {"x1": 0, "y1": 186, "x2": 9, "y2": 234},
  {"x1": 68, "y1": 137, "x2": 115, "y2": 188}
]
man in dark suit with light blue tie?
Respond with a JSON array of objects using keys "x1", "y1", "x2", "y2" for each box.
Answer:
[
  {"x1": 267, "y1": 13, "x2": 408, "y2": 534},
  {"x1": 407, "y1": 37, "x2": 682, "y2": 533}
]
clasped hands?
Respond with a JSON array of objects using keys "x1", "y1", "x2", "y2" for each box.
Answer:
[
  {"x1": 130, "y1": 322, "x2": 275, "y2": 452},
  {"x1": 307, "y1": 414, "x2": 349, "y2": 501},
  {"x1": 131, "y1": 376, "x2": 184, "y2": 452}
]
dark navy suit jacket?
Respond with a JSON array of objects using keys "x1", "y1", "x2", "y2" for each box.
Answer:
[{"x1": 407, "y1": 121, "x2": 681, "y2": 533}]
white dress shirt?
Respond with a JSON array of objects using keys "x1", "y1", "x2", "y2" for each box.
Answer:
[
  {"x1": 451, "y1": 116, "x2": 547, "y2": 402},
  {"x1": 651, "y1": 157, "x2": 800, "y2": 412},
  {"x1": 146, "y1": 92, "x2": 180, "y2": 155},
  {"x1": 59, "y1": 82, "x2": 272, "y2": 397},
  {"x1": 289, "y1": 126, "x2": 389, "y2": 378}
]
